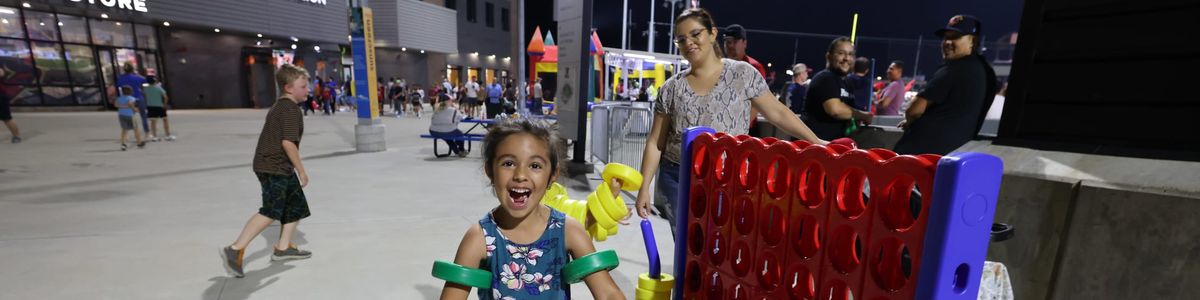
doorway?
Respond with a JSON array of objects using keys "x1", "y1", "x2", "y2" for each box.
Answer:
[{"x1": 242, "y1": 48, "x2": 276, "y2": 108}]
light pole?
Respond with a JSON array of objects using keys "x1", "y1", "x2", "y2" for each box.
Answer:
[
  {"x1": 621, "y1": 0, "x2": 628, "y2": 50},
  {"x1": 648, "y1": 0, "x2": 655, "y2": 53},
  {"x1": 667, "y1": 0, "x2": 680, "y2": 55}
]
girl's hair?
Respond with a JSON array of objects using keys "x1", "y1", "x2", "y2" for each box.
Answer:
[
  {"x1": 674, "y1": 8, "x2": 724, "y2": 59},
  {"x1": 482, "y1": 119, "x2": 563, "y2": 185}
]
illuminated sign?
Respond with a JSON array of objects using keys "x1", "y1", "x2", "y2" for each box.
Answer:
[
  {"x1": 298, "y1": 0, "x2": 327, "y2": 5},
  {"x1": 68, "y1": 0, "x2": 149, "y2": 13}
]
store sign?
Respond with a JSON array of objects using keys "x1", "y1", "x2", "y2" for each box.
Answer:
[
  {"x1": 298, "y1": 0, "x2": 327, "y2": 5},
  {"x1": 68, "y1": 0, "x2": 149, "y2": 13}
]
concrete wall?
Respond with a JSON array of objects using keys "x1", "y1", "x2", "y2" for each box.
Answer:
[
  {"x1": 960, "y1": 141, "x2": 1200, "y2": 300},
  {"x1": 375, "y1": 48, "x2": 430, "y2": 87}
]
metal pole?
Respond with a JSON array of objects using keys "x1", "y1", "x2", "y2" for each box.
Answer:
[
  {"x1": 517, "y1": 0, "x2": 527, "y2": 114},
  {"x1": 648, "y1": 0, "x2": 655, "y2": 53},
  {"x1": 669, "y1": 0, "x2": 676, "y2": 55},
  {"x1": 622, "y1": 0, "x2": 629, "y2": 50},
  {"x1": 791, "y1": 38, "x2": 798, "y2": 67},
  {"x1": 913, "y1": 35, "x2": 922, "y2": 78}
]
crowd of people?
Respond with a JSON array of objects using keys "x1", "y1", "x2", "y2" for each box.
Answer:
[{"x1": 375, "y1": 75, "x2": 541, "y2": 121}]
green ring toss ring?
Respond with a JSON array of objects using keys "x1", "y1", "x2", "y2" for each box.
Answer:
[
  {"x1": 432, "y1": 260, "x2": 492, "y2": 289},
  {"x1": 563, "y1": 249, "x2": 620, "y2": 284}
]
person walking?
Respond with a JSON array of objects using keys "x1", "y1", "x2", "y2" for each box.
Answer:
[
  {"x1": 0, "y1": 69, "x2": 21, "y2": 143},
  {"x1": 220, "y1": 64, "x2": 315, "y2": 279},
  {"x1": 143, "y1": 76, "x2": 175, "y2": 141},
  {"x1": 116, "y1": 63, "x2": 149, "y2": 137}
]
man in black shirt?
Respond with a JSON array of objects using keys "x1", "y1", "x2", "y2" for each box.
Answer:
[
  {"x1": 804, "y1": 37, "x2": 874, "y2": 141},
  {"x1": 893, "y1": 15, "x2": 998, "y2": 155}
]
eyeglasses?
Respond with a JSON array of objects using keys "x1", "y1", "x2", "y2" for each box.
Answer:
[{"x1": 673, "y1": 29, "x2": 704, "y2": 45}]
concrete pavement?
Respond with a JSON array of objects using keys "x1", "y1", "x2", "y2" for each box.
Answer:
[{"x1": 0, "y1": 109, "x2": 675, "y2": 300}]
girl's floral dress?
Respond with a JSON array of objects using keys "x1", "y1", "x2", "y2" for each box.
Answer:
[{"x1": 478, "y1": 208, "x2": 569, "y2": 300}]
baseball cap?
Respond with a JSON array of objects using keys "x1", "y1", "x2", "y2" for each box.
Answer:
[
  {"x1": 791, "y1": 63, "x2": 808, "y2": 74},
  {"x1": 934, "y1": 15, "x2": 982, "y2": 37},
  {"x1": 723, "y1": 24, "x2": 747, "y2": 40}
]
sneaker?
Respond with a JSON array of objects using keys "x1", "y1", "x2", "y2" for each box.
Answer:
[
  {"x1": 136, "y1": 142, "x2": 146, "y2": 148},
  {"x1": 11, "y1": 137, "x2": 20, "y2": 144},
  {"x1": 456, "y1": 150, "x2": 469, "y2": 158},
  {"x1": 220, "y1": 246, "x2": 245, "y2": 278},
  {"x1": 271, "y1": 244, "x2": 312, "y2": 261},
  {"x1": 166, "y1": 135, "x2": 176, "y2": 141},
  {"x1": 121, "y1": 144, "x2": 127, "y2": 151},
  {"x1": 148, "y1": 135, "x2": 159, "y2": 142}
]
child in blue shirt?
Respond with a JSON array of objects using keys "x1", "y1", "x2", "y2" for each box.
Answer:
[
  {"x1": 439, "y1": 120, "x2": 625, "y2": 299},
  {"x1": 115, "y1": 85, "x2": 145, "y2": 151}
]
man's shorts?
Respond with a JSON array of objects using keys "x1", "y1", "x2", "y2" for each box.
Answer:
[
  {"x1": 255, "y1": 172, "x2": 311, "y2": 224},
  {"x1": 465, "y1": 97, "x2": 479, "y2": 106},
  {"x1": 0, "y1": 98, "x2": 11, "y2": 121},
  {"x1": 118, "y1": 115, "x2": 135, "y2": 130},
  {"x1": 147, "y1": 106, "x2": 167, "y2": 118}
]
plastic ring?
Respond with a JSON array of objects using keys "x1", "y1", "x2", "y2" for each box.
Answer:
[
  {"x1": 602, "y1": 163, "x2": 643, "y2": 192},
  {"x1": 559, "y1": 199, "x2": 583, "y2": 223},
  {"x1": 588, "y1": 194, "x2": 618, "y2": 229},
  {"x1": 635, "y1": 288, "x2": 672, "y2": 300},
  {"x1": 589, "y1": 223, "x2": 608, "y2": 241},
  {"x1": 638, "y1": 273, "x2": 675, "y2": 292},
  {"x1": 544, "y1": 195, "x2": 567, "y2": 213},
  {"x1": 547, "y1": 183, "x2": 567, "y2": 199},
  {"x1": 563, "y1": 250, "x2": 620, "y2": 284},
  {"x1": 432, "y1": 260, "x2": 492, "y2": 289},
  {"x1": 594, "y1": 183, "x2": 630, "y2": 221},
  {"x1": 570, "y1": 200, "x2": 588, "y2": 223}
]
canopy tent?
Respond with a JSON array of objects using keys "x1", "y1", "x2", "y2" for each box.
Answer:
[{"x1": 602, "y1": 48, "x2": 685, "y2": 99}]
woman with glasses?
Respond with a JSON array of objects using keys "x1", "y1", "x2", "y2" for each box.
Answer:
[{"x1": 633, "y1": 8, "x2": 827, "y2": 236}]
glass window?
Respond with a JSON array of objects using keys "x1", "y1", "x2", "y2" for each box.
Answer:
[
  {"x1": 89, "y1": 19, "x2": 133, "y2": 47},
  {"x1": 115, "y1": 48, "x2": 139, "y2": 72},
  {"x1": 40, "y1": 86, "x2": 74, "y2": 105},
  {"x1": 135, "y1": 24, "x2": 156, "y2": 49},
  {"x1": 0, "y1": 6, "x2": 23, "y2": 38},
  {"x1": 63, "y1": 44, "x2": 97, "y2": 86},
  {"x1": 501, "y1": 8, "x2": 509, "y2": 31},
  {"x1": 98, "y1": 48, "x2": 115, "y2": 86},
  {"x1": 467, "y1": 0, "x2": 477, "y2": 23},
  {"x1": 0, "y1": 38, "x2": 35, "y2": 85},
  {"x1": 73, "y1": 86, "x2": 101, "y2": 104},
  {"x1": 31, "y1": 42, "x2": 69, "y2": 85},
  {"x1": 57, "y1": 14, "x2": 88, "y2": 43},
  {"x1": 23, "y1": 10, "x2": 59, "y2": 41},
  {"x1": 7, "y1": 86, "x2": 42, "y2": 105},
  {"x1": 141, "y1": 51, "x2": 159, "y2": 79},
  {"x1": 485, "y1": 3, "x2": 494, "y2": 28}
]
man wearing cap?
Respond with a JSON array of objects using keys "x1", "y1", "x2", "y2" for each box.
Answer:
[
  {"x1": 723, "y1": 24, "x2": 767, "y2": 78},
  {"x1": 893, "y1": 15, "x2": 998, "y2": 155},
  {"x1": 784, "y1": 63, "x2": 811, "y2": 115},
  {"x1": 724, "y1": 24, "x2": 770, "y2": 136}
]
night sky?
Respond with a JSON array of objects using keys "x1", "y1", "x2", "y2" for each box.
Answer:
[{"x1": 523, "y1": 0, "x2": 1025, "y2": 81}]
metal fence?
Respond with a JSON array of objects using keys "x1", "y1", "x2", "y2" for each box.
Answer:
[{"x1": 591, "y1": 101, "x2": 654, "y2": 171}]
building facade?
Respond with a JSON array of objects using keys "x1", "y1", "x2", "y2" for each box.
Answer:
[
  {"x1": 1, "y1": 0, "x2": 517, "y2": 109},
  {"x1": 0, "y1": 0, "x2": 347, "y2": 109},
  {"x1": 368, "y1": 0, "x2": 514, "y2": 93}
]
